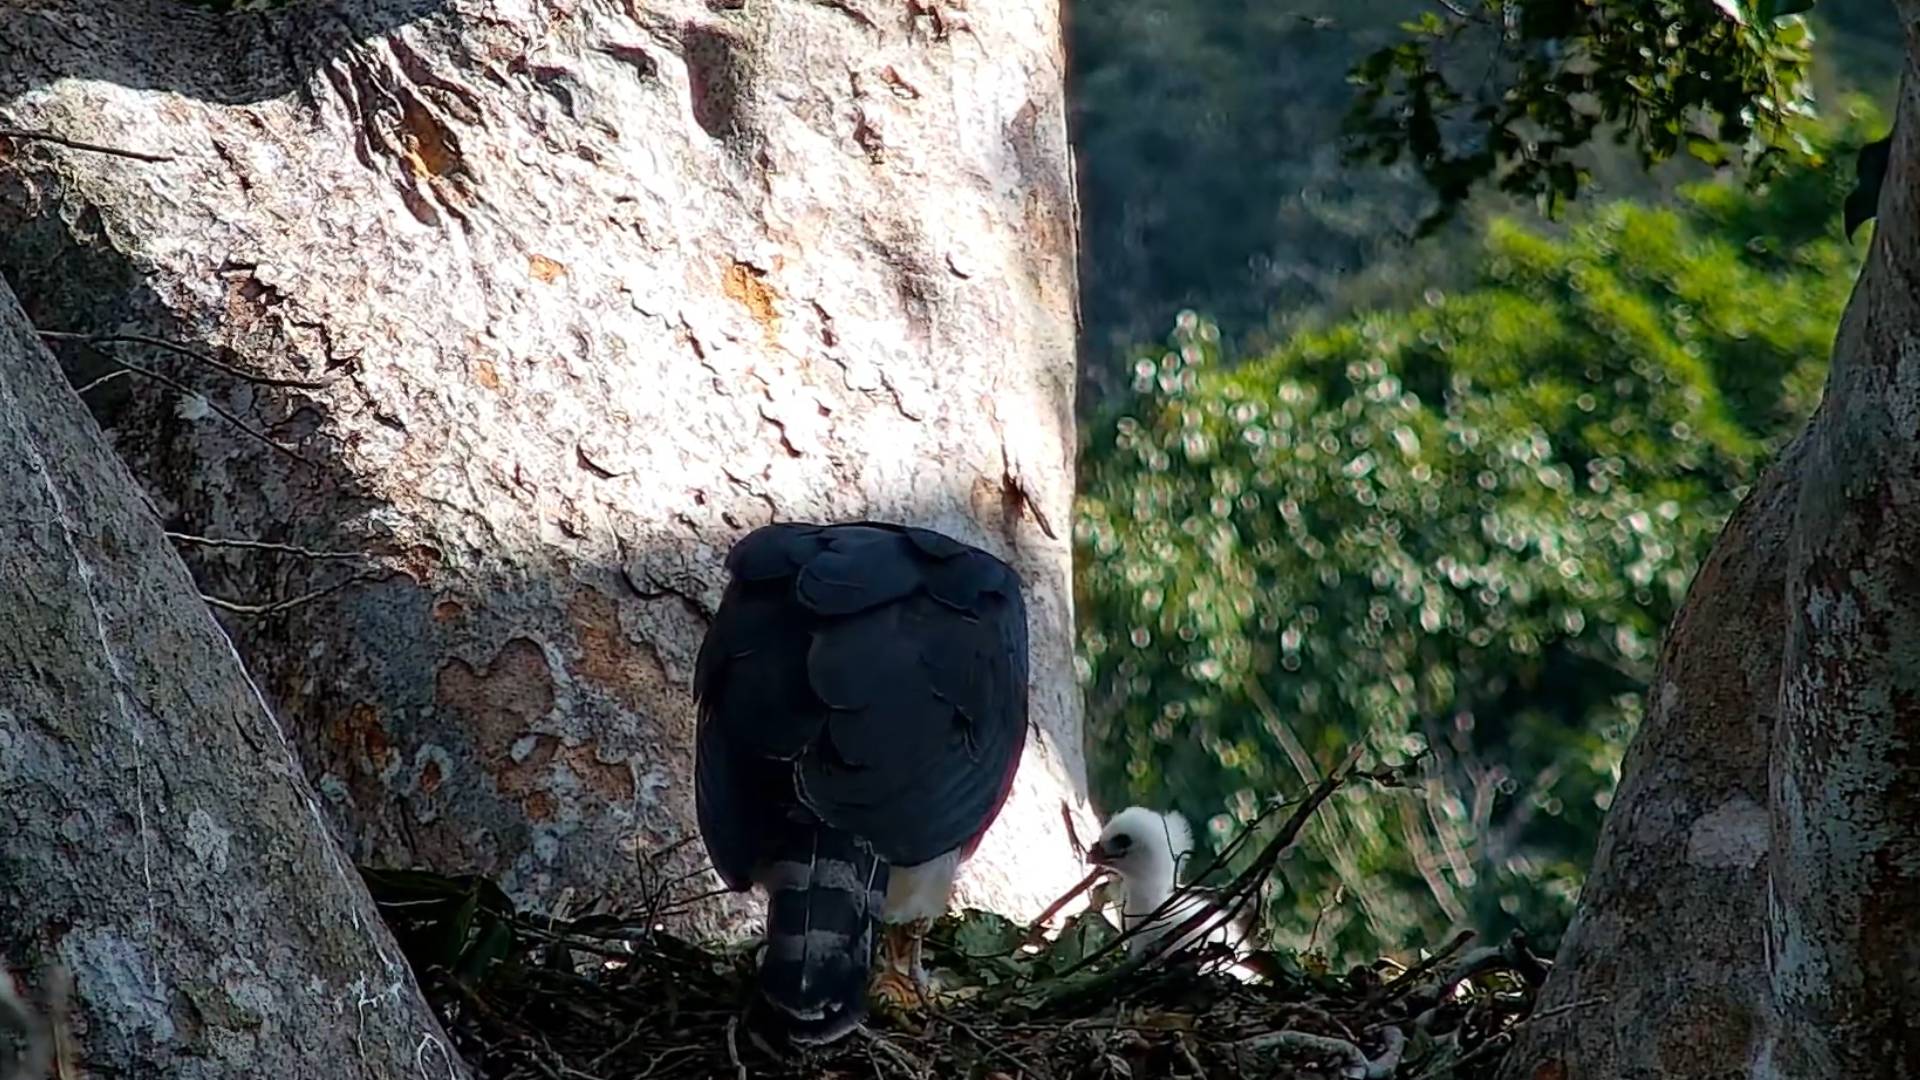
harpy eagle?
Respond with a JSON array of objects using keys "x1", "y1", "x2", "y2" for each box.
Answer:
[
  {"x1": 693, "y1": 521, "x2": 1029, "y2": 1044},
  {"x1": 1088, "y1": 806, "x2": 1264, "y2": 978}
]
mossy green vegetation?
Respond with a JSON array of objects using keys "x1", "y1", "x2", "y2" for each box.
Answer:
[{"x1": 1076, "y1": 112, "x2": 1870, "y2": 964}]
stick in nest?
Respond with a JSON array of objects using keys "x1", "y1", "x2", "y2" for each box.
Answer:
[
  {"x1": 725, "y1": 1016, "x2": 748, "y2": 1080},
  {"x1": 1043, "y1": 745, "x2": 1367, "y2": 1000}
]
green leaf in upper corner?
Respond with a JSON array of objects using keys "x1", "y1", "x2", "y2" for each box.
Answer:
[
  {"x1": 1755, "y1": 0, "x2": 1817, "y2": 20},
  {"x1": 1845, "y1": 135, "x2": 1893, "y2": 241}
]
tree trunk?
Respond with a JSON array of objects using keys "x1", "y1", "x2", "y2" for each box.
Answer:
[
  {"x1": 0, "y1": 0, "x2": 1093, "y2": 934},
  {"x1": 0, "y1": 277, "x2": 463, "y2": 1077},
  {"x1": 1502, "y1": 16, "x2": 1920, "y2": 1079}
]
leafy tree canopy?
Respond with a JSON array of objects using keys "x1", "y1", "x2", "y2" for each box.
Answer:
[
  {"x1": 1347, "y1": 0, "x2": 1824, "y2": 233},
  {"x1": 1074, "y1": 109, "x2": 1870, "y2": 963}
]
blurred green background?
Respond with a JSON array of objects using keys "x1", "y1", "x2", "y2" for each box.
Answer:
[{"x1": 1067, "y1": 0, "x2": 1891, "y2": 965}]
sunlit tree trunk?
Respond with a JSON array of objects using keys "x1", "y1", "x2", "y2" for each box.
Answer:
[{"x1": 0, "y1": 0, "x2": 1094, "y2": 939}]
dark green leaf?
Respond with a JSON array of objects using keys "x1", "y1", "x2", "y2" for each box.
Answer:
[
  {"x1": 1756, "y1": 0, "x2": 1816, "y2": 19},
  {"x1": 455, "y1": 918, "x2": 517, "y2": 983}
]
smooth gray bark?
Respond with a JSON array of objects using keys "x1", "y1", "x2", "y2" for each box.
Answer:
[
  {"x1": 0, "y1": 0, "x2": 1095, "y2": 936},
  {"x1": 0, "y1": 277, "x2": 463, "y2": 1077}
]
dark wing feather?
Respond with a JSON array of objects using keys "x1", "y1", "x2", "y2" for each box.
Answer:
[
  {"x1": 695, "y1": 524, "x2": 838, "y2": 888},
  {"x1": 694, "y1": 521, "x2": 1029, "y2": 880},
  {"x1": 796, "y1": 533, "x2": 1028, "y2": 866}
]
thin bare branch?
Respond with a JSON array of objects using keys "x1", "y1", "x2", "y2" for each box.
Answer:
[
  {"x1": 165, "y1": 531, "x2": 371, "y2": 561},
  {"x1": 0, "y1": 127, "x2": 175, "y2": 163},
  {"x1": 201, "y1": 571, "x2": 391, "y2": 617},
  {"x1": 38, "y1": 330, "x2": 336, "y2": 390},
  {"x1": 85, "y1": 356, "x2": 319, "y2": 468},
  {"x1": 74, "y1": 369, "x2": 132, "y2": 396}
]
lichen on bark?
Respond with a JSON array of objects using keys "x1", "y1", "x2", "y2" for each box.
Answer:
[{"x1": 0, "y1": 276, "x2": 463, "y2": 1078}]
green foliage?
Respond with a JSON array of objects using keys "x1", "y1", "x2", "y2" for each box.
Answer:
[
  {"x1": 1069, "y1": 0, "x2": 1891, "y2": 401},
  {"x1": 1346, "y1": 0, "x2": 1819, "y2": 234},
  {"x1": 1074, "y1": 123, "x2": 1865, "y2": 965}
]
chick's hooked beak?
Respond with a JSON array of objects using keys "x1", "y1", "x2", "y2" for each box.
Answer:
[{"x1": 1086, "y1": 841, "x2": 1116, "y2": 867}]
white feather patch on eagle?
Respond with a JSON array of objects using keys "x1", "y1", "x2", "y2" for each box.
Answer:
[{"x1": 884, "y1": 848, "x2": 962, "y2": 923}]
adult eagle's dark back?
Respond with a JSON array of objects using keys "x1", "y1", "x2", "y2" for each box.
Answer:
[{"x1": 693, "y1": 521, "x2": 1029, "y2": 1044}]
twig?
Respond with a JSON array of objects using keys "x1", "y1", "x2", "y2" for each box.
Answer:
[
  {"x1": 165, "y1": 531, "x2": 371, "y2": 560},
  {"x1": 1231, "y1": 1029, "x2": 1368, "y2": 1077},
  {"x1": 75, "y1": 369, "x2": 132, "y2": 396},
  {"x1": 1364, "y1": 1027, "x2": 1407, "y2": 1079},
  {"x1": 1373, "y1": 930, "x2": 1475, "y2": 1003},
  {"x1": 1060, "y1": 800, "x2": 1088, "y2": 860},
  {"x1": 1021, "y1": 868, "x2": 1106, "y2": 945},
  {"x1": 201, "y1": 570, "x2": 391, "y2": 616},
  {"x1": 0, "y1": 127, "x2": 176, "y2": 163},
  {"x1": 1402, "y1": 995, "x2": 1605, "y2": 1080},
  {"x1": 1432, "y1": 931, "x2": 1551, "y2": 999},
  {"x1": 1050, "y1": 746, "x2": 1366, "y2": 991},
  {"x1": 724, "y1": 1017, "x2": 747, "y2": 1080},
  {"x1": 81, "y1": 355, "x2": 318, "y2": 467},
  {"x1": 1305, "y1": 883, "x2": 1347, "y2": 955},
  {"x1": 39, "y1": 330, "x2": 337, "y2": 389},
  {"x1": 936, "y1": 1010, "x2": 1037, "y2": 1079},
  {"x1": 855, "y1": 1027, "x2": 926, "y2": 1078}
]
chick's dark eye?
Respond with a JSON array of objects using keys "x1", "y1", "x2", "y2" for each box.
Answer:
[{"x1": 1109, "y1": 835, "x2": 1132, "y2": 850}]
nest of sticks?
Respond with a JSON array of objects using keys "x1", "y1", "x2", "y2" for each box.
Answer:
[{"x1": 366, "y1": 758, "x2": 1558, "y2": 1080}]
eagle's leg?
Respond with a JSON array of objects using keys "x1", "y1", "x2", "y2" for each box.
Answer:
[{"x1": 869, "y1": 916, "x2": 933, "y2": 1012}]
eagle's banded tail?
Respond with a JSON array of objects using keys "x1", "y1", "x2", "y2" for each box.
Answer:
[{"x1": 752, "y1": 822, "x2": 889, "y2": 1045}]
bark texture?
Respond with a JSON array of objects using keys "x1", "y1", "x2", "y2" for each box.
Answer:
[
  {"x1": 0, "y1": 278, "x2": 463, "y2": 1077},
  {"x1": 0, "y1": 0, "x2": 1093, "y2": 934},
  {"x1": 1503, "y1": 14, "x2": 1920, "y2": 1079}
]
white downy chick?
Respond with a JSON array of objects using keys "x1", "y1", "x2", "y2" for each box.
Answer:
[{"x1": 1087, "y1": 806, "x2": 1261, "y2": 975}]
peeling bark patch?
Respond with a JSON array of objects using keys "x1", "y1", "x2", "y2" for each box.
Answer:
[
  {"x1": 528, "y1": 254, "x2": 567, "y2": 284},
  {"x1": 722, "y1": 261, "x2": 779, "y2": 341},
  {"x1": 569, "y1": 587, "x2": 672, "y2": 719},
  {"x1": 682, "y1": 26, "x2": 747, "y2": 140},
  {"x1": 334, "y1": 702, "x2": 397, "y2": 775},
  {"x1": 398, "y1": 95, "x2": 463, "y2": 181},
  {"x1": 1685, "y1": 795, "x2": 1768, "y2": 868},
  {"x1": 495, "y1": 733, "x2": 634, "y2": 815},
  {"x1": 419, "y1": 756, "x2": 444, "y2": 795},
  {"x1": 184, "y1": 809, "x2": 233, "y2": 874},
  {"x1": 63, "y1": 929, "x2": 174, "y2": 1043},
  {"x1": 434, "y1": 638, "x2": 557, "y2": 758}
]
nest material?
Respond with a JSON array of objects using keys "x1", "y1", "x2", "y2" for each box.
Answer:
[
  {"x1": 403, "y1": 908, "x2": 1543, "y2": 1080},
  {"x1": 367, "y1": 763, "x2": 1555, "y2": 1080}
]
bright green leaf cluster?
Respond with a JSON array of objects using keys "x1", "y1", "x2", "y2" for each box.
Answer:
[{"x1": 1076, "y1": 113, "x2": 1866, "y2": 965}]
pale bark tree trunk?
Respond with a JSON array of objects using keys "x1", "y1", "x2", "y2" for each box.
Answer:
[
  {"x1": 1503, "y1": 12, "x2": 1920, "y2": 1078},
  {"x1": 0, "y1": 0, "x2": 1093, "y2": 936},
  {"x1": 0, "y1": 278, "x2": 463, "y2": 1077}
]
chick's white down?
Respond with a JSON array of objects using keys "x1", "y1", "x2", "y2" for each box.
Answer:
[{"x1": 1092, "y1": 806, "x2": 1256, "y2": 964}]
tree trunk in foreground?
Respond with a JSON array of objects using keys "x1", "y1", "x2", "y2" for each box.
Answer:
[
  {"x1": 0, "y1": 278, "x2": 462, "y2": 1077},
  {"x1": 1503, "y1": 19, "x2": 1920, "y2": 1079},
  {"x1": 0, "y1": 0, "x2": 1092, "y2": 932}
]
